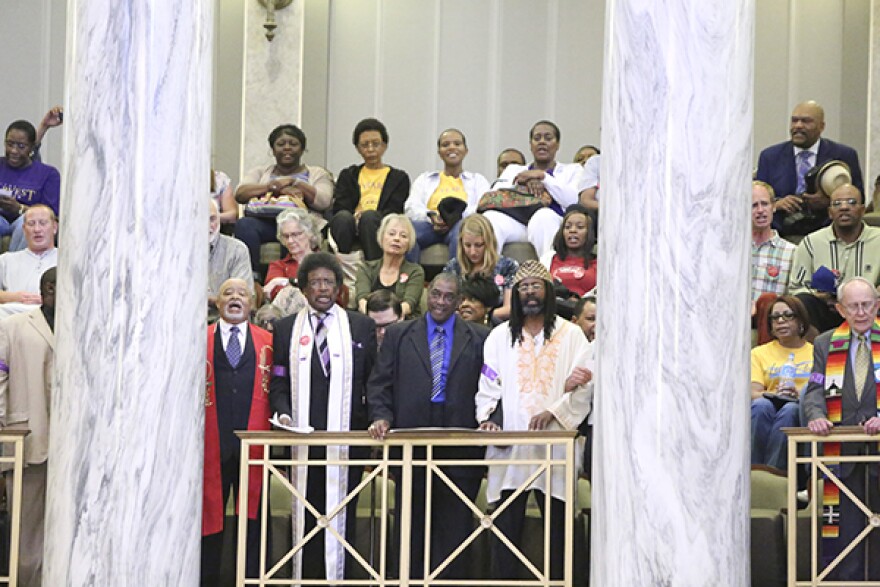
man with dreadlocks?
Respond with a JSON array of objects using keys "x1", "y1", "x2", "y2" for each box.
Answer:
[{"x1": 476, "y1": 260, "x2": 593, "y2": 581}]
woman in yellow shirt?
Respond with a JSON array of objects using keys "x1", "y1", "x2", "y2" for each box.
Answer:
[{"x1": 329, "y1": 118, "x2": 411, "y2": 261}]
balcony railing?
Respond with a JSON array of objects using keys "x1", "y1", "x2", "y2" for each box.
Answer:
[
  {"x1": 234, "y1": 429, "x2": 580, "y2": 586},
  {"x1": 785, "y1": 426, "x2": 880, "y2": 586},
  {"x1": 0, "y1": 427, "x2": 29, "y2": 587}
]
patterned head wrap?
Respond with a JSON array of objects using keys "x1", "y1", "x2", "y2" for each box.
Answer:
[{"x1": 514, "y1": 260, "x2": 553, "y2": 286}]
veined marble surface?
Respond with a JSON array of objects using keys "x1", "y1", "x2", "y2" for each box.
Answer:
[
  {"x1": 43, "y1": 2, "x2": 212, "y2": 584},
  {"x1": 591, "y1": 1, "x2": 753, "y2": 585},
  {"x1": 241, "y1": 0, "x2": 304, "y2": 175},
  {"x1": 870, "y1": 0, "x2": 880, "y2": 209}
]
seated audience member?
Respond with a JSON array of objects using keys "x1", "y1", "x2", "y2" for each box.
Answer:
[
  {"x1": 1, "y1": 120, "x2": 61, "y2": 252},
  {"x1": 263, "y1": 208, "x2": 320, "y2": 301},
  {"x1": 457, "y1": 275, "x2": 499, "y2": 326},
  {"x1": 788, "y1": 184, "x2": 880, "y2": 332},
  {"x1": 211, "y1": 168, "x2": 238, "y2": 226},
  {"x1": 253, "y1": 304, "x2": 282, "y2": 332},
  {"x1": 750, "y1": 295, "x2": 813, "y2": 470},
  {"x1": 572, "y1": 295, "x2": 597, "y2": 342},
  {"x1": 573, "y1": 144, "x2": 600, "y2": 165},
  {"x1": 540, "y1": 206, "x2": 597, "y2": 318},
  {"x1": 756, "y1": 100, "x2": 863, "y2": 237},
  {"x1": 443, "y1": 214, "x2": 518, "y2": 321},
  {"x1": 355, "y1": 214, "x2": 424, "y2": 318},
  {"x1": 483, "y1": 121, "x2": 582, "y2": 258},
  {"x1": 234, "y1": 124, "x2": 333, "y2": 276},
  {"x1": 365, "y1": 290, "x2": 403, "y2": 348},
  {"x1": 329, "y1": 118, "x2": 410, "y2": 261},
  {"x1": 868, "y1": 173, "x2": 880, "y2": 212},
  {"x1": 0, "y1": 205, "x2": 58, "y2": 318},
  {"x1": 752, "y1": 181, "x2": 795, "y2": 306},
  {"x1": 201, "y1": 278, "x2": 273, "y2": 586},
  {"x1": 405, "y1": 129, "x2": 489, "y2": 260},
  {"x1": 495, "y1": 148, "x2": 527, "y2": 180},
  {"x1": 577, "y1": 154, "x2": 600, "y2": 214},
  {"x1": 208, "y1": 200, "x2": 253, "y2": 319}
]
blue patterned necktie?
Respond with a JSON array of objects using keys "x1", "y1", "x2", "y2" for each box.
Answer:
[
  {"x1": 315, "y1": 313, "x2": 330, "y2": 376},
  {"x1": 227, "y1": 325, "x2": 242, "y2": 368},
  {"x1": 795, "y1": 150, "x2": 812, "y2": 194},
  {"x1": 430, "y1": 326, "x2": 446, "y2": 402}
]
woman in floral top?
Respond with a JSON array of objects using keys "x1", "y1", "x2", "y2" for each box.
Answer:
[{"x1": 444, "y1": 214, "x2": 518, "y2": 321}]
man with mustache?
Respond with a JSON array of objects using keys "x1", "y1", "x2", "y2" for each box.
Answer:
[
  {"x1": 269, "y1": 252, "x2": 376, "y2": 581},
  {"x1": 788, "y1": 184, "x2": 880, "y2": 332},
  {"x1": 756, "y1": 100, "x2": 863, "y2": 237},
  {"x1": 476, "y1": 260, "x2": 593, "y2": 582},
  {"x1": 201, "y1": 278, "x2": 273, "y2": 586}
]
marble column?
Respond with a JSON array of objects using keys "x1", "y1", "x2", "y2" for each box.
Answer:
[
  {"x1": 241, "y1": 0, "x2": 304, "y2": 174},
  {"x1": 43, "y1": 2, "x2": 212, "y2": 584},
  {"x1": 591, "y1": 1, "x2": 753, "y2": 585},
  {"x1": 868, "y1": 0, "x2": 880, "y2": 208}
]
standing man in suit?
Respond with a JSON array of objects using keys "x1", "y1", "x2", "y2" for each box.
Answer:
[
  {"x1": 201, "y1": 278, "x2": 274, "y2": 586},
  {"x1": 0, "y1": 267, "x2": 55, "y2": 587},
  {"x1": 367, "y1": 272, "x2": 489, "y2": 580},
  {"x1": 269, "y1": 252, "x2": 376, "y2": 581},
  {"x1": 803, "y1": 276, "x2": 880, "y2": 581},
  {"x1": 756, "y1": 100, "x2": 863, "y2": 237}
]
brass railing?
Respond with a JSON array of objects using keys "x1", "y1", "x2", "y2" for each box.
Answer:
[
  {"x1": 785, "y1": 426, "x2": 880, "y2": 586},
  {"x1": 235, "y1": 430, "x2": 579, "y2": 586},
  {"x1": 0, "y1": 427, "x2": 29, "y2": 587}
]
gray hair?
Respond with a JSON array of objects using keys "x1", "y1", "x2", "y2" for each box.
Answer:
[
  {"x1": 276, "y1": 208, "x2": 320, "y2": 250},
  {"x1": 836, "y1": 276, "x2": 879, "y2": 302}
]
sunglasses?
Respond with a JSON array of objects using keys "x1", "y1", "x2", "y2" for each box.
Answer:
[{"x1": 769, "y1": 312, "x2": 796, "y2": 322}]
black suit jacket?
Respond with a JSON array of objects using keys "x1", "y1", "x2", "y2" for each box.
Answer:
[
  {"x1": 269, "y1": 308, "x2": 377, "y2": 431},
  {"x1": 367, "y1": 316, "x2": 489, "y2": 430},
  {"x1": 333, "y1": 164, "x2": 410, "y2": 216}
]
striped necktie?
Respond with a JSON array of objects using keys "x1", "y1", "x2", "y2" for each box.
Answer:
[
  {"x1": 796, "y1": 150, "x2": 812, "y2": 194},
  {"x1": 430, "y1": 326, "x2": 446, "y2": 402},
  {"x1": 314, "y1": 313, "x2": 330, "y2": 376}
]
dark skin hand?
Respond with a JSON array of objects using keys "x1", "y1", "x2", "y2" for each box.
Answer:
[{"x1": 0, "y1": 197, "x2": 21, "y2": 216}]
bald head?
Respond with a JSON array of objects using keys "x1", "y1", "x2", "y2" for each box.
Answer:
[{"x1": 790, "y1": 101, "x2": 825, "y2": 149}]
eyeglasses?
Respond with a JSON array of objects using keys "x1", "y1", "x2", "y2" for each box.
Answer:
[
  {"x1": 842, "y1": 302, "x2": 877, "y2": 314},
  {"x1": 517, "y1": 282, "x2": 544, "y2": 293},
  {"x1": 830, "y1": 198, "x2": 860, "y2": 208},
  {"x1": 4, "y1": 140, "x2": 29, "y2": 151},
  {"x1": 358, "y1": 140, "x2": 384, "y2": 151},
  {"x1": 769, "y1": 311, "x2": 796, "y2": 322},
  {"x1": 307, "y1": 278, "x2": 336, "y2": 289},
  {"x1": 281, "y1": 230, "x2": 306, "y2": 240}
]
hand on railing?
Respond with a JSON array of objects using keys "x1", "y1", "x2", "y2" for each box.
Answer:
[
  {"x1": 862, "y1": 415, "x2": 880, "y2": 435},
  {"x1": 478, "y1": 421, "x2": 501, "y2": 432},
  {"x1": 368, "y1": 419, "x2": 390, "y2": 440},
  {"x1": 807, "y1": 417, "x2": 834, "y2": 436},
  {"x1": 528, "y1": 410, "x2": 556, "y2": 431}
]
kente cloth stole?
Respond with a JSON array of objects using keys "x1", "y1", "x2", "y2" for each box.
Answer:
[{"x1": 820, "y1": 321, "x2": 880, "y2": 566}]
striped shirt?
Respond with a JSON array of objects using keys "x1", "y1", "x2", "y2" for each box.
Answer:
[
  {"x1": 788, "y1": 223, "x2": 880, "y2": 295},
  {"x1": 751, "y1": 231, "x2": 796, "y2": 301}
]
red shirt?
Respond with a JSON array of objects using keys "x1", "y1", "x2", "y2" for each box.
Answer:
[{"x1": 549, "y1": 255, "x2": 597, "y2": 297}]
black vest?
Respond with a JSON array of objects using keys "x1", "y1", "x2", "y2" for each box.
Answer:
[{"x1": 213, "y1": 328, "x2": 256, "y2": 463}]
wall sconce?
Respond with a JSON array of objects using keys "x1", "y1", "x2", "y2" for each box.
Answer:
[{"x1": 258, "y1": 0, "x2": 293, "y2": 42}]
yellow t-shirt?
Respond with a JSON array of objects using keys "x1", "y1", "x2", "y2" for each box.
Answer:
[
  {"x1": 355, "y1": 166, "x2": 391, "y2": 213},
  {"x1": 426, "y1": 173, "x2": 468, "y2": 212},
  {"x1": 750, "y1": 339, "x2": 814, "y2": 393}
]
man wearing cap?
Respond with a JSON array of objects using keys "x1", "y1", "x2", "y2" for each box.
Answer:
[
  {"x1": 788, "y1": 184, "x2": 880, "y2": 332},
  {"x1": 201, "y1": 278, "x2": 273, "y2": 586},
  {"x1": 367, "y1": 272, "x2": 489, "y2": 580},
  {"x1": 802, "y1": 276, "x2": 880, "y2": 580},
  {"x1": 476, "y1": 260, "x2": 593, "y2": 581},
  {"x1": 756, "y1": 100, "x2": 863, "y2": 237},
  {"x1": 269, "y1": 252, "x2": 376, "y2": 581}
]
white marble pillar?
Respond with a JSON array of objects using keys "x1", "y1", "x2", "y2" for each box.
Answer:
[
  {"x1": 43, "y1": 2, "x2": 212, "y2": 584},
  {"x1": 868, "y1": 0, "x2": 880, "y2": 208},
  {"x1": 591, "y1": 1, "x2": 753, "y2": 585},
  {"x1": 241, "y1": 0, "x2": 304, "y2": 174}
]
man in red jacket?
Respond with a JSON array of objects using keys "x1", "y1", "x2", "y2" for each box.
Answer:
[{"x1": 201, "y1": 278, "x2": 273, "y2": 586}]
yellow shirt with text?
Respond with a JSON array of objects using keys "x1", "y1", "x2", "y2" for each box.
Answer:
[
  {"x1": 356, "y1": 166, "x2": 391, "y2": 213},
  {"x1": 427, "y1": 173, "x2": 468, "y2": 212}
]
